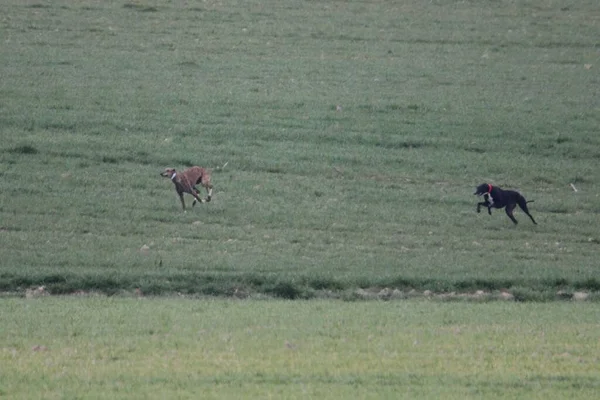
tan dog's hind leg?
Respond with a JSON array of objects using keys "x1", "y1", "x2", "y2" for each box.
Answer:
[
  {"x1": 202, "y1": 172, "x2": 213, "y2": 202},
  {"x1": 191, "y1": 189, "x2": 205, "y2": 207},
  {"x1": 205, "y1": 184, "x2": 213, "y2": 202}
]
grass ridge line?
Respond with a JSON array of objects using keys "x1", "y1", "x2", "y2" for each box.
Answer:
[{"x1": 1, "y1": 272, "x2": 598, "y2": 301}]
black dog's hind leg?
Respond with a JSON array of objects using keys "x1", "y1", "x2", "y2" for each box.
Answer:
[
  {"x1": 505, "y1": 204, "x2": 518, "y2": 224},
  {"x1": 518, "y1": 198, "x2": 537, "y2": 225}
]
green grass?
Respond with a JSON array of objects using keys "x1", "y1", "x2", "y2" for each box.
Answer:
[
  {"x1": 1, "y1": 0, "x2": 599, "y2": 300},
  {"x1": 3, "y1": 3, "x2": 599, "y2": 397},
  {"x1": 1, "y1": 298, "x2": 599, "y2": 399}
]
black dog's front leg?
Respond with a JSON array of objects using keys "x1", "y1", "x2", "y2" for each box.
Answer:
[{"x1": 477, "y1": 202, "x2": 489, "y2": 213}]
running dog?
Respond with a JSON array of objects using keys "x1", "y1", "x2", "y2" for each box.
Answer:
[
  {"x1": 161, "y1": 166, "x2": 212, "y2": 211},
  {"x1": 474, "y1": 183, "x2": 537, "y2": 225}
]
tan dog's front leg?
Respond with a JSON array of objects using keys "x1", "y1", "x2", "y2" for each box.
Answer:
[{"x1": 178, "y1": 192, "x2": 186, "y2": 211}]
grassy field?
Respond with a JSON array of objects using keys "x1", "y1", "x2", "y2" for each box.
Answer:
[
  {"x1": 1, "y1": 0, "x2": 599, "y2": 300},
  {"x1": 1, "y1": 298, "x2": 599, "y2": 399},
  {"x1": 1, "y1": 2, "x2": 599, "y2": 397}
]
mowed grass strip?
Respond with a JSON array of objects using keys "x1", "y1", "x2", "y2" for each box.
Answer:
[
  {"x1": 1, "y1": 298, "x2": 599, "y2": 399},
  {"x1": 0, "y1": 0, "x2": 599, "y2": 298}
]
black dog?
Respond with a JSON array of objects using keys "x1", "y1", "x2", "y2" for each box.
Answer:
[{"x1": 474, "y1": 183, "x2": 537, "y2": 225}]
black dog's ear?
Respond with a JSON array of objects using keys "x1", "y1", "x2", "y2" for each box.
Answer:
[{"x1": 474, "y1": 183, "x2": 486, "y2": 195}]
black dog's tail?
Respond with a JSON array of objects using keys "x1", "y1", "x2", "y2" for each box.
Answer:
[{"x1": 526, "y1": 200, "x2": 534, "y2": 204}]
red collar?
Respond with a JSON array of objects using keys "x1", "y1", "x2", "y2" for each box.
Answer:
[{"x1": 487, "y1": 184, "x2": 493, "y2": 194}]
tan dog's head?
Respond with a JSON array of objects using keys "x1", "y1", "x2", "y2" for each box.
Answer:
[{"x1": 160, "y1": 168, "x2": 177, "y2": 180}]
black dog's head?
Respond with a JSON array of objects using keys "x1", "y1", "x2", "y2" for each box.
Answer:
[{"x1": 474, "y1": 183, "x2": 492, "y2": 196}]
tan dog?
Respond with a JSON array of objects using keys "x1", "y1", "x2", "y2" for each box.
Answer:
[{"x1": 161, "y1": 166, "x2": 213, "y2": 210}]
